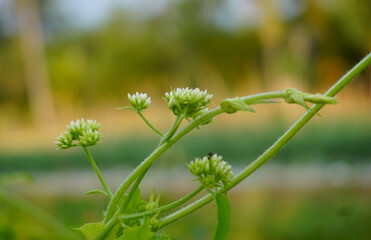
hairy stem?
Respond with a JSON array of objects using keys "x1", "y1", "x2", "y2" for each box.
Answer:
[
  {"x1": 83, "y1": 146, "x2": 113, "y2": 199},
  {"x1": 156, "y1": 53, "x2": 371, "y2": 229}
]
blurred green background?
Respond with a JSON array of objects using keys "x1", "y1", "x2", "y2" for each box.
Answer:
[{"x1": 0, "y1": 0, "x2": 370, "y2": 239}]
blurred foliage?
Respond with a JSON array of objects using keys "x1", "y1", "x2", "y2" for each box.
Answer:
[
  {"x1": 1, "y1": 188, "x2": 370, "y2": 240},
  {"x1": 0, "y1": 0, "x2": 370, "y2": 119},
  {"x1": 1, "y1": 122, "x2": 370, "y2": 172}
]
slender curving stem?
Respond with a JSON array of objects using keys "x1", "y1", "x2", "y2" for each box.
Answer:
[
  {"x1": 137, "y1": 111, "x2": 164, "y2": 137},
  {"x1": 104, "y1": 91, "x2": 292, "y2": 223},
  {"x1": 83, "y1": 146, "x2": 113, "y2": 199},
  {"x1": 121, "y1": 186, "x2": 204, "y2": 221},
  {"x1": 156, "y1": 52, "x2": 371, "y2": 229}
]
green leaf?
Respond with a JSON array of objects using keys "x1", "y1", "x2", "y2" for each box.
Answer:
[
  {"x1": 106, "y1": 223, "x2": 121, "y2": 240},
  {"x1": 213, "y1": 193, "x2": 231, "y2": 240},
  {"x1": 85, "y1": 189, "x2": 108, "y2": 196},
  {"x1": 76, "y1": 222, "x2": 105, "y2": 240},
  {"x1": 124, "y1": 188, "x2": 148, "y2": 214},
  {"x1": 76, "y1": 222, "x2": 121, "y2": 240},
  {"x1": 151, "y1": 233, "x2": 171, "y2": 240},
  {"x1": 118, "y1": 219, "x2": 154, "y2": 240},
  {"x1": 220, "y1": 97, "x2": 255, "y2": 114}
]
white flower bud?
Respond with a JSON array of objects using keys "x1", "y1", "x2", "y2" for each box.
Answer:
[
  {"x1": 164, "y1": 88, "x2": 213, "y2": 119},
  {"x1": 55, "y1": 119, "x2": 102, "y2": 149},
  {"x1": 128, "y1": 92, "x2": 151, "y2": 111},
  {"x1": 188, "y1": 153, "x2": 233, "y2": 189}
]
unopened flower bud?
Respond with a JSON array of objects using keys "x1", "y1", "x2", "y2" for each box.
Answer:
[
  {"x1": 188, "y1": 154, "x2": 233, "y2": 189},
  {"x1": 164, "y1": 88, "x2": 213, "y2": 119},
  {"x1": 79, "y1": 129, "x2": 102, "y2": 146},
  {"x1": 128, "y1": 92, "x2": 151, "y2": 111},
  {"x1": 55, "y1": 119, "x2": 102, "y2": 149}
]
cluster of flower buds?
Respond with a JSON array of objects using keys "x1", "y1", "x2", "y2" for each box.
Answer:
[
  {"x1": 55, "y1": 119, "x2": 102, "y2": 149},
  {"x1": 127, "y1": 92, "x2": 151, "y2": 111},
  {"x1": 164, "y1": 88, "x2": 213, "y2": 119},
  {"x1": 188, "y1": 153, "x2": 233, "y2": 189},
  {"x1": 284, "y1": 88, "x2": 337, "y2": 110}
]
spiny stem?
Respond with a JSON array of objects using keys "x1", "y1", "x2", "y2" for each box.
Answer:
[
  {"x1": 83, "y1": 146, "x2": 113, "y2": 199},
  {"x1": 121, "y1": 186, "x2": 204, "y2": 221},
  {"x1": 137, "y1": 111, "x2": 164, "y2": 137},
  {"x1": 155, "y1": 52, "x2": 371, "y2": 229}
]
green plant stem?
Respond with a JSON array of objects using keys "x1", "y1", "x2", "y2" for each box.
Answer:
[
  {"x1": 0, "y1": 189, "x2": 80, "y2": 240},
  {"x1": 121, "y1": 186, "x2": 204, "y2": 221},
  {"x1": 155, "y1": 52, "x2": 371, "y2": 229},
  {"x1": 93, "y1": 213, "x2": 119, "y2": 240},
  {"x1": 120, "y1": 168, "x2": 149, "y2": 214},
  {"x1": 137, "y1": 111, "x2": 164, "y2": 137},
  {"x1": 82, "y1": 146, "x2": 113, "y2": 199},
  {"x1": 93, "y1": 170, "x2": 149, "y2": 240},
  {"x1": 104, "y1": 91, "x2": 289, "y2": 223},
  {"x1": 162, "y1": 114, "x2": 184, "y2": 142}
]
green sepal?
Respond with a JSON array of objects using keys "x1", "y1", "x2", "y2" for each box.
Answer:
[
  {"x1": 146, "y1": 189, "x2": 161, "y2": 211},
  {"x1": 117, "y1": 106, "x2": 136, "y2": 111},
  {"x1": 213, "y1": 193, "x2": 231, "y2": 240},
  {"x1": 84, "y1": 189, "x2": 108, "y2": 196},
  {"x1": 220, "y1": 97, "x2": 255, "y2": 114}
]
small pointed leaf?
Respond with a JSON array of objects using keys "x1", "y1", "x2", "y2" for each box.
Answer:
[
  {"x1": 85, "y1": 189, "x2": 108, "y2": 196},
  {"x1": 220, "y1": 97, "x2": 255, "y2": 114},
  {"x1": 117, "y1": 106, "x2": 136, "y2": 111}
]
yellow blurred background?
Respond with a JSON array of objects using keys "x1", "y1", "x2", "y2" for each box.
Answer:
[{"x1": 0, "y1": 0, "x2": 370, "y2": 239}]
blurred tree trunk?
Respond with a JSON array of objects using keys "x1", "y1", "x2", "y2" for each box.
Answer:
[
  {"x1": 14, "y1": 0, "x2": 56, "y2": 125},
  {"x1": 258, "y1": 0, "x2": 284, "y2": 90}
]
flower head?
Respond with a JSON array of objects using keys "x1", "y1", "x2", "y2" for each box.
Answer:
[
  {"x1": 55, "y1": 119, "x2": 102, "y2": 149},
  {"x1": 128, "y1": 92, "x2": 151, "y2": 111},
  {"x1": 79, "y1": 129, "x2": 102, "y2": 147},
  {"x1": 188, "y1": 153, "x2": 233, "y2": 189},
  {"x1": 55, "y1": 131, "x2": 74, "y2": 149},
  {"x1": 164, "y1": 88, "x2": 213, "y2": 119}
]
